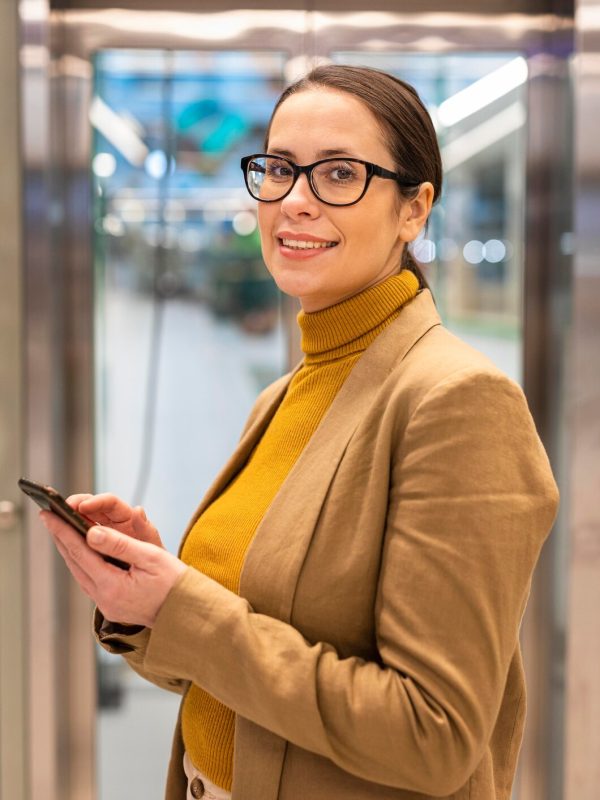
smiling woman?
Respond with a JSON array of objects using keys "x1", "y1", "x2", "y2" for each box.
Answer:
[{"x1": 40, "y1": 64, "x2": 558, "y2": 800}]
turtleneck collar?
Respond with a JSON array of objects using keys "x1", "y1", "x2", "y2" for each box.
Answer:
[{"x1": 297, "y1": 270, "x2": 420, "y2": 364}]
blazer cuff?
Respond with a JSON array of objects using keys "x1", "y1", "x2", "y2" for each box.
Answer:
[{"x1": 94, "y1": 607, "x2": 149, "y2": 654}]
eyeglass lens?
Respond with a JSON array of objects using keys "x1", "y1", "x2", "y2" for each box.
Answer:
[{"x1": 246, "y1": 156, "x2": 368, "y2": 204}]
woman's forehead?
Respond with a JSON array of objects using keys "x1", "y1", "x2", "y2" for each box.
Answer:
[{"x1": 268, "y1": 87, "x2": 390, "y2": 162}]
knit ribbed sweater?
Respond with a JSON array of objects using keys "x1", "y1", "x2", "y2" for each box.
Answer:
[{"x1": 180, "y1": 270, "x2": 420, "y2": 790}]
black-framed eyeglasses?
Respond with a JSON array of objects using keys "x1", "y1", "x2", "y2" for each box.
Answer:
[{"x1": 240, "y1": 154, "x2": 421, "y2": 207}]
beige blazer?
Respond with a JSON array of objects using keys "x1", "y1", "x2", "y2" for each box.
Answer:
[{"x1": 97, "y1": 289, "x2": 558, "y2": 800}]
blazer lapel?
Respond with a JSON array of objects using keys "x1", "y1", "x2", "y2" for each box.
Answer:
[
  {"x1": 178, "y1": 370, "x2": 296, "y2": 556},
  {"x1": 239, "y1": 289, "x2": 441, "y2": 621}
]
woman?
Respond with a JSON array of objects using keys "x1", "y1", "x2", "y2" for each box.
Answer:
[{"x1": 41, "y1": 65, "x2": 559, "y2": 800}]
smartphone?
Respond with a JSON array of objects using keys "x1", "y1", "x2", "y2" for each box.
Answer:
[{"x1": 18, "y1": 477, "x2": 129, "y2": 570}]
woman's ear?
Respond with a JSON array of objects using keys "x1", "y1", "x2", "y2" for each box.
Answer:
[{"x1": 397, "y1": 182, "x2": 435, "y2": 243}]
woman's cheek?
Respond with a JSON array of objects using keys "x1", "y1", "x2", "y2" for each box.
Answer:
[{"x1": 257, "y1": 210, "x2": 276, "y2": 274}]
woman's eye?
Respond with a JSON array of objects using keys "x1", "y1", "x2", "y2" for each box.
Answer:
[
  {"x1": 326, "y1": 163, "x2": 357, "y2": 182},
  {"x1": 267, "y1": 161, "x2": 293, "y2": 180}
]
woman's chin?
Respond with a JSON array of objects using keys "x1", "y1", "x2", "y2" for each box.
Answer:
[{"x1": 270, "y1": 270, "x2": 322, "y2": 303}]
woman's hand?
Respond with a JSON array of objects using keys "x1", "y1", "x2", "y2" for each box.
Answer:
[
  {"x1": 39, "y1": 510, "x2": 187, "y2": 629},
  {"x1": 67, "y1": 492, "x2": 164, "y2": 549}
]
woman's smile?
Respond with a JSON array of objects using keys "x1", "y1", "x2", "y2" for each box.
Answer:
[{"x1": 277, "y1": 230, "x2": 339, "y2": 259}]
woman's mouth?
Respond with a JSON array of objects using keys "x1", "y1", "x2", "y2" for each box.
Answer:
[{"x1": 279, "y1": 237, "x2": 338, "y2": 250}]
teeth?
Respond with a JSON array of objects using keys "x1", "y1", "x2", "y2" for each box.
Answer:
[{"x1": 281, "y1": 238, "x2": 336, "y2": 250}]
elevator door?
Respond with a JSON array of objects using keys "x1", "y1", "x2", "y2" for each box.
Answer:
[
  {"x1": 92, "y1": 45, "x2": 527, "y2": 798},
  {"x1": 50, "y1": 7, "x2": 572, "y2": 800}
]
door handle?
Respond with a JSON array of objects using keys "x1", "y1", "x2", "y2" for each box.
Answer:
[{"x1": 0, "y1": 500, "x2": 19, "y2": 531}]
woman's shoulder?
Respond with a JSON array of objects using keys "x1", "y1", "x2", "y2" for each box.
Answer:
[
  {"x1": 382, "y1": 298, "x2": 528, "y2": 422},
  {"x1": 409, "y1": 321, "x2": 509, "y2": 382},
  {"x1": 379, "y1": 289, "x2": 515, "y2": 385}
]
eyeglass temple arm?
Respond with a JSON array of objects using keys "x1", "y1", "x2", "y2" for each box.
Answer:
[{"x1": 371, "y1": 163, "x2": 421, "y2": 186}]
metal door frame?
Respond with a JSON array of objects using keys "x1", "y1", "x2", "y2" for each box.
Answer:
[
  {"x1": 0, "y1": 1, "x2": 26, "y2": 798},
  {"x1": 17, "y1": 4, "x2": 575, "y2": 799}
]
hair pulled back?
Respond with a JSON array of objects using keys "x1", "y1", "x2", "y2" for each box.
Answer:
[{"x1": 264, "y1": 64, "x2": 443, "y2": 290}]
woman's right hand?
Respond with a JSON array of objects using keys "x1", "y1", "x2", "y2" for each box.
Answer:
[{"x1": 66, "y1": 493, "x2": 164, "y2": 549}]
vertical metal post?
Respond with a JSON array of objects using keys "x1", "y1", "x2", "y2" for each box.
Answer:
[
  {"x1": 0, "y1": 0, "x2": 26, "y2": 797},
  {"x1": 20, "y1": 2, "x2": 61, "y2": 798},
  {"x1": 564, "y1": 1, "x2": 600, "y2": 796},
  {"x1": 518, "y1": 38, "x2": 574, "y2": 800},
  {"x1": 19, "y1": 3, "x2": 97, "y2": 798}
]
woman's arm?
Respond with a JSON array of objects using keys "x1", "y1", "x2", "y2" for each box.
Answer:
[{"x1": 129, "y1": 369, "x2": 558, "y2": 796}]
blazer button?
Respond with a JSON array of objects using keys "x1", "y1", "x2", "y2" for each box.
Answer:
[{"x1": 190, "y1": 777, "x2": 205, "y2": 798}]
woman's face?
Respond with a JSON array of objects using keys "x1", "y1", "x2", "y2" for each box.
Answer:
[{"x1": 258, "y1": 87, "x2": 432, "y2": 312}]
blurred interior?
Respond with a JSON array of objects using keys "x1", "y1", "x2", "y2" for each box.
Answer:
[{"x1": 2, "y1": 0, "x2": 598, "y2": 798}]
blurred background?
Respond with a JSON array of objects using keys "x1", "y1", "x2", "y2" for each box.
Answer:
[{"x1": 0, "y1": 0, "x2": 598, "y2": 798}]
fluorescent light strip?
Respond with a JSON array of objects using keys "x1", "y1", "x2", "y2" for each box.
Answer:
[
  {"x1": 438, "y1": 57, "x2": 528, "y2": 127},
  {"x1": 442, "y1": 101, "x2": 526, "y2": 172},
  {"x1": 69, "y1": 10, "x2": 306, "y2": 41}
]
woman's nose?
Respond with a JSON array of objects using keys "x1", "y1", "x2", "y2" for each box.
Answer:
[{"x1": 280, "y1": 174, "x2": 320, "y2": 217}]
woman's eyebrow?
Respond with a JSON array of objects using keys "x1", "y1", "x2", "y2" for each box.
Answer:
[
  {"x1": 268, "y1": 148, "x2": 295, "y2": 158},
  {"x1": 267, "y1": 147, "x2": 359, "y2": 159},
  {"x1": 316, "y1": 148, "x2": 358, "y2": 158}
]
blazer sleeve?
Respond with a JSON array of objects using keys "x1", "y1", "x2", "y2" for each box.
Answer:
[
  {"x1": 139, "y1": 368, "x2": 559, "y2": 796},
  {"x1": 93, "y1": 610, "x2": 188, "y2": 696}
]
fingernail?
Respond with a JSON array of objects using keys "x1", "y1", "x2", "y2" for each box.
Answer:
[{"x1": 88, "y1": 527, "x2": 105, "y2": 544}]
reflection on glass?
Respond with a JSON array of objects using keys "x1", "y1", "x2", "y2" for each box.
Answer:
[
  {"x1": 91, "y1": 49, "x2": 286, "y2": 799},
  {"x1": 335, "y1": 52, "x2": 527, "y2": 383}
]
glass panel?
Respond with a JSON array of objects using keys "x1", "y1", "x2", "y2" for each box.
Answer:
[
  {"x1": 91, "y1": 49, "x2": 286, "y2": 799},
  {"x1": 333, "y1": 52, "x2": 527, "y2": 383}
]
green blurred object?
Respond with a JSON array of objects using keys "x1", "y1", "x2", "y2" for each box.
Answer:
[
  {"x1": 176, "y1": 98, "x2": 219, "y2": 131},
  {"x1": 202, "y1": 114, "x2": 248, "y2": 153}
]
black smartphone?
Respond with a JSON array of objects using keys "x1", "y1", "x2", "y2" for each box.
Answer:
[{"x1": 18, "y1": 477, "x2": 129, "y2": 570}]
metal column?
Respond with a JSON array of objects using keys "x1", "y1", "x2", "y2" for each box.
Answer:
[
  {"x1": 564, "y1": 1, "x2": 600, "y2": 796},
  {"x1": 0, "y1": 0, "x2": 26, "y2": 797}
]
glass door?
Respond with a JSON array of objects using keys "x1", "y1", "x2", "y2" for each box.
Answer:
[
  {"x1": 91, "y1": 45, "x2": 533, "y2": 796},
  {"x1": 91, "y1": 48, "x2": 288, "y2": 798}
]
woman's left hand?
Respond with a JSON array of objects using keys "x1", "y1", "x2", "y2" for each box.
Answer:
[{"x1": 40, "y1": 511, "x2": 187, "y2": 628}]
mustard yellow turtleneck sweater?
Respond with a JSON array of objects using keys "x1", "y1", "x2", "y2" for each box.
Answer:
[{"x1": 180, "y1": 270, "x2": 419, "y2": 790}]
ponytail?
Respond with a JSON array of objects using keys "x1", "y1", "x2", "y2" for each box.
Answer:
[{"x1": 402, "y1": 246, "x2": 431, "y2": 293}]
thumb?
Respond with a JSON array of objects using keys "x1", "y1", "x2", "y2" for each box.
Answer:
[{"x1": 87, "y1": 525, "x2": 157, "y2": 568}]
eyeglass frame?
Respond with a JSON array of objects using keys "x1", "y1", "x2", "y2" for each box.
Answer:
[{"x1": 240, "y1": 153, "x2": 421, "y2": 207}]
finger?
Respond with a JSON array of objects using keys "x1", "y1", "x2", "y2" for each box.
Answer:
[
  {"x1": 131, "y1": 505, "x2": 147, "y2": 530},
  {"x1": 40, "y1": 511, "x2": 111, "y2": 580},
  {"x1": 51, "y1": 533, "x2": 97, "y2": 599},
  {"x1": 78, "y1": 494, "x2": 134, "y2": 526},
  {"x1": 78, "y1": 497, "x2": 158, "y2": 543},
  {"x1": 130, "y1": 506, "x2": 160, "y2": 543},
  {"x1": 87, "y1": 526, "x2": 161, "y2": 572},
  {"x1": 66, "y1": 493, "x2": 94, "y2": 510}
]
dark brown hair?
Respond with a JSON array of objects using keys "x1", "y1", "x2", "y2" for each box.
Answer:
[{"x1": 264, "y1": 64, "x2": 443, "y2": 291}]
